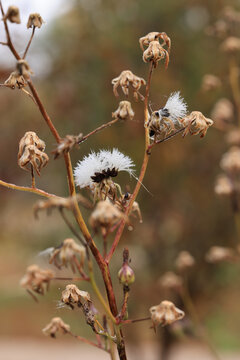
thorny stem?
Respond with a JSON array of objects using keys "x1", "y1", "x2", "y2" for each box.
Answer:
[
  {"x1": 23, "y1": 26, "x2": 35, "y2": 59},
  {"x1": 106, "y1": 62, "x2": 154, "y2": 264},
  {"x1": 0, "y1": 179, "x2": 56, "y2": 198}
]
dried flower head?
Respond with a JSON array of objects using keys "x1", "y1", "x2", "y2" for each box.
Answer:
[
  {"x1": 139, "y1": 32, "x2": 171, "y2": 52},
  {"x1": 214, "y1": 174, "x2": 234, "y2": 196},
  {"x1": 74, "y1": 149, "x2": 134, "y2": 201},
  {"x1": 211, "y1": 98, "x2": 234, "y2": 130},
  {"x1": 50, "y1": 238, "x2": 86, "y2": 272},
  {"x1": 4, "y1": 71, "x2": 26, "y2": 90},
  {"x1": 226, "y1": 129, "x2": 240, "y2": 146},
  {"x1": 20, "y1": 264, "x2": 53, "y2": 295},
  {"x1": 27, "y1": 13, "x2": 44, "y2": 29},
  {"x1": 220, "y1": 146, "x2": 240, "y2": 174},
  {"x1": 52, "y1": 133, "x2": 83, "y2": 159},
  {"x1": 61, "y1": 284, "x2": 91, "y2": 308},
  {"x1": 16, "y1": 60, "x2": 33, "y2": 80},
  {"x1": 158, "y1": 271, "x2": 183, "y2": 291},
  {"x1": 175, "y1": 251, "x2": 195, "y2": 272},
  {"x1": 221, "y1": 37, "x2": 240, "y2": 52},
  {"x1": 143, "y1": 40, "x2": 169, "y2": 68},
  {"x1": 18, "y1": 131, "x2": 49, "y2": 176},
  {"x1": 89, "y1": 200, "x2": 126, "y2": 235},
  {"x1": 112, "y1": 101, "x2": 135, "y2": 121},
  {"x1": 150, "y1": 301, "x2": 185, "y2": 328},
  {"x1": 201, "y1": 74, "x2": 222, "y2": 92},
  {"x1": 148, "y1": 92, "x2": 187, "y2": 139},
  {"x1": 205, "y1": 246, "x2": 236, "y2": 263},
  {"x1": 181, "y1": 111, "x2": 213, "y2": 138},
  {"x1": 42, "y1": 317, "x2": 70, "y2": 338},
  {"x1": 3, "y1": 6, "x2": 21, "y2": 24},
  {"x1": 112, "y1": 70, "x2": 146, "y2": 101}
]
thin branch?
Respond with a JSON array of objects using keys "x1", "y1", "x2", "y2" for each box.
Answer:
[
  {"x1": 147, "y1": 127, "x2": 186, "y2": 153},
  {"x1": 69, "y1": 331, "x2": 109, "y2": 352},
  {"x1": 59, "y1": 207, "x2": 87, "y2": 247},
  {"x1": 78, "y1": 118, "x2": 119, "y2": 145},
  {"x1": 23, "y1": 26, "x2": 35, "y2": 59},
  {"x1": 53, "y1": 276, "x2": 87, "y2": 281},
  {"x1": 0, "y1": 1, "x2": 20, "y2": 60},
  {"x1": 121, "y1": 316, "x2": 151, "y2": 325},
  {"x1": 0, "y1": 179, "x2": 56, "y2": 198}
]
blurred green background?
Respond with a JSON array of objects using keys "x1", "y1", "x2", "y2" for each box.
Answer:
[{"x1": 1, "y1": 0, "x2": 240, "y2": 358}]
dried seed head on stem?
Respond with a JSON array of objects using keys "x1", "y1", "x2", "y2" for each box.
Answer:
[
  {"x1": 27, "y1": 13, "x2": 44, "y2": 29},
  {"x1": 150, "y1": 300, "x2": 185, "y2": 329},
  {"x1": 2, "y1": 5, "x2": 20, "y2": 23},
  {"x1": 112, "y1": 101, "x2": 135, "y2": 121},
  {"x1": 42, "y1": 317, "x2": 70, "y2": 338},
  {"x1": 20, "y1": 264, "x2": 54, "y2": 296},
  {"x1": 111, "y1": 70, "x2": 146, "y2": 101}
]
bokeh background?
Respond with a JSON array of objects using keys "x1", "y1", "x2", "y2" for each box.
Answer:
[{"x1": 0, "y1": 0, "x2": 240, "y2": 359}]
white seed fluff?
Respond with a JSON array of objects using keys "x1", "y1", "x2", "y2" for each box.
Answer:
[
  {"x1": 74, "y1": 148, "x2": 135, "y2": 188},
  {"x1": 163, "y1": 91, "x2": 187, "y2": 122}
]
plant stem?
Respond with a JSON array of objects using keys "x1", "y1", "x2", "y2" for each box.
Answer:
[
  {"x1": 229, "y1": 55, "x2": 240, "y2": 126},
  {"x1": 69, "y1": 331, "x2": 109, "y2": 352},
  {"x1": 23, "y1": 26, "x2": 35, "y2": 59},
  {"x1": 78, "y1": 118, "x2": 119, "y2": 145},
  {"x1": 0, "y1": 179, "x2": 56, "y2": 198},
  {"x1": 0, "y1": 1, "x2": 20, "y2": 60},
  {"x1": 106, "y1": 62, "x2": 154, "y2": 264}
]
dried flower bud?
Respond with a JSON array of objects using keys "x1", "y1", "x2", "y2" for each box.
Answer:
[
  {"x1": 226, "y1": 129, "x2": 240, "y2": 146},
  {"x1": 181, "y1": 111, "x2": 213, "y2": 138},
  {"x1": 112, "y1": 101, "x2": 135, "y2": 121},
  {"x1": 158, "y1": 271, "x2": 183, "y2": 291},
  {"x1": 143, "y1": 41, "x2": 169, "y2": 68},
  {"x1": 52, "y1": 133, "x2": 83, "y2": 159},
  {"x1": 61, "y1": 284, "x2": 91, "y2": 309},
  {"x1": 118, "y1": 263, "x2": 135, "y2": 286},
  {"x1": 34, "y1": 194, "x2": 92, "y2": 218},
  {"x1": 89, "y1": 200, "x2": 126, "y2": 236},
  {"x1": 16, "y1": 60, "x2": 33, "y2": 80},
  {"x1": 111, "y1": 70, "x2": 146, "y2": 101},
  {"x1": 220, "y1": 146, "x2": 240, "y2": 174},
  {"x1": 49, "y1": 238, "x2": 86, "y2": 272},
  {"x1": 211, "y1": 98, "x2": 234, "y2": 130},
  {"x1": 221, "y1": 37, "x2": 240, "y2": 52},
  {"x1": 201, "y1": 74, "x2": 221, "y2": 92},
  {"x1": 205, "y1": 246, "x2": 236, "y2": 263},
  {"x1": 175, "y1": 251, "x2": 195, "y2": 272},
  {"x1": 4, "y1": 71, "x2": 26, "y2": 90},
  {"x1": 42, "y1": 317, "x2": 70, "y2": 338},
  {"x1": 3, "y1": 6, "x2": 20, "y2": 24},
  {"x1": 214, "y1": 174, "x2": 233, "y2": 196},
  {"x1": 139, "y1": 32, "x2": 171, "y2": 52},
  {"x1": 150, "y1": 301, "x2": 185, "y2": 328},
  {"x1": 20, "y1": 265, "x2": 53, "y2": 295},
  {"x1": 27, "y1": 13, "x2": 44, "y2": 29},
  {"x1": 18, "y1": 131, "x2": 49, "y2": 176}
]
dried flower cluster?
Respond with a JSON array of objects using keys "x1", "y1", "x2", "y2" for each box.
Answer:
[
  {"x1": 112, "y1": 70, "x2": 146, "y2": 101},
  {"x1": 18, "y1": 131, "x2": 49, "y2": 176},
  {"x1": 140, "y1": 32, "x2": 171, "y2": 68}
]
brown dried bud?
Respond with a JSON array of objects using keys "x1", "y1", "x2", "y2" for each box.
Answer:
[
  {"x1": 175, "y1": 251, "x2": 195, "y2": 272},
  {"x1": 143, "y1": 41, "x2": 169, "y2": 68},
  {"x1": 4, "y1": 71, "x2": 26, "y2": 90},
  {"x1": 42, "y1": 317, "x2": 70, "y2": 338},
  {"x1": 221, "y1": 37, "x2": 240, "y2": 53},
  {"x1": 20, "y1": 265, "x2": 53, "y2": 295},
  {"x1": 112, "y1": 101, "x2": 135, "y2": 121},
  {"x1": 181, "y1": 111, "x2": 213, "y2": 138},
  {"x1": 201, "y1": 74, "x2": 221, "y2": 92},
  {"x1": 18, "y1": 131, "x2": 49, "y2": 176},
  {"x1": 61, "y1": 284, "x2": 91, "y2": 309},
  {"x1": 214, "y1": 174, "x2": 233, "y2": 196},
  {"x1": 27, "y1": 13, "x2": 44, "y2": 29},
  {"x1": 52, "y1": 133, "x2": 83, "y2": 159},
  {"x1": 150, "y1": 301, "x2": 185, "y2": 328},
  {"x1": 205, "y1": 246, "x2": 236, "y2": 263},
  {"x1": 139, "y1": 32, "x2": 171, "y2": 52},
  {"x1": 16, "y1": 60, "x2": 33, "y2": 80},
  {"x1": 211, "y1": 98, "x2": 234, "y2": 130},
  {"x1": 111, "y1": 70, "x2": 146, "y2": 101},
  {"x1": 226, "y1": 129, "x2": 240, "y2": 146},
  {"x1": 220, "y1": 146, "x2": 240, "y2": 174},
  {"x1": 3, "y1": 6, "x2": 21, "y2": 24},
  {"x1": 89, "y1": 200, "x2": 126, "y2": 236},
  {"x1": 34, "y1": 194, "x2": 92, "y2": 219},
  {"x1": 158, "y1": 271, "x2": 183, "y2": 291},
  {"x1": 49, "y1": 238, "x2": 86, "y2": 271}
]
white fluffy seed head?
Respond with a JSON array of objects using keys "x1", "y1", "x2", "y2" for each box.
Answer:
[
  {"x1": 162, "y1": 91, "x2": 187, "y2": 123},
  {"x1": 74, "y1": 148, "x2": 135, "y2": 188}
]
